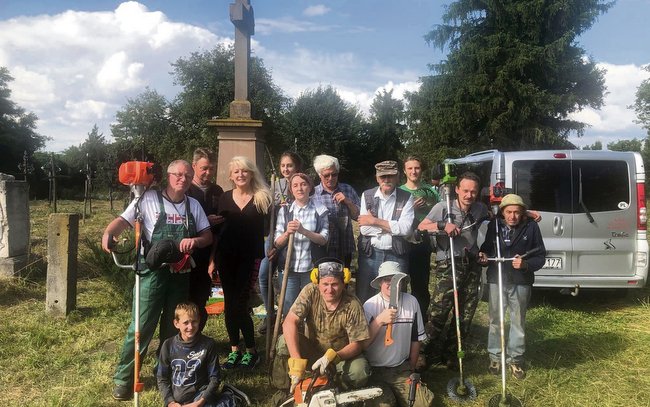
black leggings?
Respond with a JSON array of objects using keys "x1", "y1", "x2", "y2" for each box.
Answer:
[{"x1": 217, "y1": 256, "x2": 260, "y2": 349}]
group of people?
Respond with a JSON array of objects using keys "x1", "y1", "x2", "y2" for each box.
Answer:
[{"x1": 102, "y1": 149, "x2": 546, "y2": 406}]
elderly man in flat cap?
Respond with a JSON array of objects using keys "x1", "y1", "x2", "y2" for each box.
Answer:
[{"x1": 356, "y1": 160, "x2": 415, "y2": 304}]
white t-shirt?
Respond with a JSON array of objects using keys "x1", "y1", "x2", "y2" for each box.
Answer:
[
  {"x1": 120, "y1": 189, "x2": 210, "y2": 241},
  {"x1": 363, "y1": 292, "x2": 426, "y2": 368}
]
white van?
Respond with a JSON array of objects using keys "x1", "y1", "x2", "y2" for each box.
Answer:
[{"x1": 445, "y1": 149, "x2": 649, "y2": 293}]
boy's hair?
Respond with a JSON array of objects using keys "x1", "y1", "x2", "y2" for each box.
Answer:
[{"x1": 174, "y1": 302, "x2": 200, "y2": 320}]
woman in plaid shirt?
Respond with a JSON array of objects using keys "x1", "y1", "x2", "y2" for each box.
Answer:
[{"x1": 274, "y1": 173, "x2": 330, "y2": 317}]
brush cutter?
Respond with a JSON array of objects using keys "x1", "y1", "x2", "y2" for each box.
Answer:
[
  {"x1": 438, "y1": 166, "x2": 477, "y2": 402},
  {"x1": 278, "y1": 371, "x2": 383, "y2": 407},
  {"x1": 486, "y1": 218, "x2": 522, "y2": 407},
  {"x1": 108, "y1": 161, "x2": 155, "y2": 407}
]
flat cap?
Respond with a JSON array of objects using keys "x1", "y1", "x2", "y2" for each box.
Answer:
[{"x1": 375, "y1": 160, "x2": 398, "y2": 176}]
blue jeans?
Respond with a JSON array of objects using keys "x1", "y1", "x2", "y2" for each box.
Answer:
[
  {"x1": 356, "y1": 248, "x2": 408, "y2": 304},
  {"x1": 487, "y1": 283, "x2": 531, "y2": 365},
  {"x1": 258, "y1": 237, "x2": 273, "y2": 315},
  {"x1": 193, "y1": 389, "x2": 235, "y2": 407},
  {"x1": 277, "y1": 271, "x2": 312, "y2": 317}
]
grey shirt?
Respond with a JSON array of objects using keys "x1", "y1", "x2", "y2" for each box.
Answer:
[{"x1": 425, "y1": 199, "x2": 489, "y2": 261}]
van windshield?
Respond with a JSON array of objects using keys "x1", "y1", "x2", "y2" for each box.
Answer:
[{"x1": 513, "y1": 160, "x2": 629, "y2": 214}]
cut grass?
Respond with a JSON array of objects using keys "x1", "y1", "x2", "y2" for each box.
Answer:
[{"x1": 1, "y1": 200, "x2": 650, "y2": 405}]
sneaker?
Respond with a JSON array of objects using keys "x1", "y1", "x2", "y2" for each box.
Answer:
[
  {"x1": 222, "y1": 350, "x2": 242, "y2": 369},
  {"x1": 223, "y1": 383, "x2": 252, "y2": 406},
  {"x1": 488, "y1": 361, "x2": 500, "y2": 375},
  {"x1": 510, "y1": 363, "x2": 526, "y2": 380},
  {"x1": 239, "y1": 351, "x2": 260, "y2": 369},
  {"x1": 112, "y1": 384, "x2": 132, "y2": 401}
]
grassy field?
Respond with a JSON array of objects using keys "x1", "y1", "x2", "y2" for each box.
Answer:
[{"x1": 1, "y1": 199, "x2": 650, "y2": 406}]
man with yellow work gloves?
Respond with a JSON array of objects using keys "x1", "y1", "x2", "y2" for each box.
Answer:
[{"x1": 271, "y1": 258, "x2": 371, "y2": 397}]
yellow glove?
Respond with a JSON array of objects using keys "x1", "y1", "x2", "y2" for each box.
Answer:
[
  {"x1": 288, "y1": 357, "x2": 308, "y2": 393},
  {"x1": 311, "y1": 348, "x2": 340, "y2": 376}
]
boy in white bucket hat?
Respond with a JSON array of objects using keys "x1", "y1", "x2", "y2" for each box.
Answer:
[{"x1": 362, "y1": 261, "x2": 435, "y2": 406}]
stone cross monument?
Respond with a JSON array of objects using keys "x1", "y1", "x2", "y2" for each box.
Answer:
[{"x1": 210, "y1": 0, "x2": 265, "y2": 187}]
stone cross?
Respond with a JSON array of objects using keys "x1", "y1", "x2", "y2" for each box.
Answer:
[{"x1": 229, "y1": 0, "x2": 254, "y2": 119}]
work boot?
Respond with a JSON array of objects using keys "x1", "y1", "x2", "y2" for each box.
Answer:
[
  {"x1": 510, "y1": 363, "x2": 526, "y2": 380},
  {"x1": 111, "y1": 384, "x2": 132, "y2": 401},
  {"x1": 488, "y1": 361, "x2": 500, "y2": 375}
]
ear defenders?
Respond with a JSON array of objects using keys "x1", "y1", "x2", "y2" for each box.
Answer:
[{"x1": 310, "y1": 257, "x2": 351, "y2": 284}]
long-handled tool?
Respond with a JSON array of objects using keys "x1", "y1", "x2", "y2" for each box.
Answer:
[
  {"x1": 384, "y1": 272, "x2": 408, "y2": 346},
  {"x1": 440, "y1": 165, "x2": 477, "y2": 402},
  {"x1": 487, "y1": 218, "x2": 522, "y2": 407},
  {"x1": 109, "y1": 161, "x2": 154, "y2": 407},
  {"x1": 269, "y1": 233, "x2": 294, "y2": 362},
  {"x1": 265, "y1": 174, "x2": 277, "y2": 362}
]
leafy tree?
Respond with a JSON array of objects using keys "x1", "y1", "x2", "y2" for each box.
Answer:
[
  {"x1": 282, "y1": 85, "x2": 370, "y2": 188},
  {"x1": 0, "y1": 67, "x2": 47, "y2": 176},
  {"x1": 582, "y1": 140, "x2": 602, "y2": 150},
  {"x1": 367, "y1": 89, "x2": 405, "y2": 160},
  {"x1": 607, "y1": 138, "x2": 642, "y2": 152},
  {"x1": 632, "y1": 65, "x2": 650, "y2": 137},
  {"x1": 407, "y1": 0, "x2": 611, "y2": 160},
  {"x1": 110, "y1": 88, "x2": 176, "y2": 163},
  {"x1": 169, "y1": 44, "x2": 290, "y2": 160}
]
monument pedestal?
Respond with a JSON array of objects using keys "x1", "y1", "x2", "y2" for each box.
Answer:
[{"x1": 209, "y1": 117, "x2": 265, "y2": 188}]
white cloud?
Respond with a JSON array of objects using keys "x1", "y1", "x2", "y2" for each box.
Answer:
[
  {"x1": 255, "y1": 17, "x2": 333, "y2": 35},
  {"x1": 569, "y1": 62, "x2": 650, "y2": 147},
  {"x1": 571, "y1": 63, "x2": 649, "y2": 133},
  {"x1": 0, "y1": 2, "x2": 223, "y2": 151},
  {"x1": 303, "y1": 5, "x2": 331, "y2": 17},
  {"x1": 96, "y1": 52, "x2": 145, "y2": 93}
]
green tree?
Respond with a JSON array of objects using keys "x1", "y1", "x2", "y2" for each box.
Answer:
[
  {"x1": 0, "y1": 67, "x2": 47, "y2": 175},
  {"x1": 582, "y1": 140, "x2": 603, "y2": 150},
  {"x1": 607, "y1": 138, "x2": 642, "y2": 152},
  {"x1": 169, "y1": 44, "x2": 290, "y2": 159},
  {"x1": 407, "y1": 0, "x2": 611, "y2": 160},
  {"x1": 282, "y1": 85, "x2": 369, "y2": 187},
  {"x1": 632, "y1": 65, "x2": 650, "y2": 137},
  {"x1": 110, "y1": 88, "x2": 176, "y2": 163},
  {"x1": 367, "y1": 89, "x2": 405, "y2": 160}
]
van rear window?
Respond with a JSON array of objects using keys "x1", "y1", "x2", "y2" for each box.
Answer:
[{"x1": 513, "y1": 160, "x2": 629, "y2": 214}]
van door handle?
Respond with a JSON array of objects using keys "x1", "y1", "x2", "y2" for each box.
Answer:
[{"x1": 553, "y1": 216, "x2": 564, "y2": 236}]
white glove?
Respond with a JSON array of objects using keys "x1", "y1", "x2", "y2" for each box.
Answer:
[{"x1": 311, "y1": 348, "x2": 339, "y2": 376}]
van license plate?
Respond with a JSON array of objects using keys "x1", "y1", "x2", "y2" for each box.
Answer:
[{"x1": 543, "y1": 257, "x2": 562, "y2": 269}]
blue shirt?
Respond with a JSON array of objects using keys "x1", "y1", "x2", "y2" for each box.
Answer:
[{"x1": 312, "y1": 182, "x2": 360, "y2": 258}]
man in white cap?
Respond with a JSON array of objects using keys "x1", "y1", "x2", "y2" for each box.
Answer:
[
  {"x1": 478, "y1": 194, "x2": 546, "y2": 380},
  {"x1": 362, "y1": 261, "x2": 434, "y2": 407},
  {"x1": 357, "y1": 160, "x2": 415, "y2": 304}
]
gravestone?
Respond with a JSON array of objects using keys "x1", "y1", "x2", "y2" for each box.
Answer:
[
  {"x1": 46, "y1": 213, "x2": 79, "y2": 316},
  {"x1": 0, "y1": 177, "x2": 30, "y2": 278}
]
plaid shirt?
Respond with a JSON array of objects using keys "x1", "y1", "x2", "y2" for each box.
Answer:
[
  {"x1": 312, "y1": 182, "x2": 360, "y2": 259},
  {"x1": 275, "y1": 199, "x2": 329, "y2": 273}
]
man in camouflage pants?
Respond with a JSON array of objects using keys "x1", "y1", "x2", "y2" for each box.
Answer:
[
  {"x1": 270, "y1": 258, "x2": 371, "y2": 395},
  {"x1": 417, "y1": 172, "x2": 488, "y2": 369}
]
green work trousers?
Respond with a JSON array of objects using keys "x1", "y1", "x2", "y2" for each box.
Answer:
[{"x1": 113, "y1": 269, "x2": 189, "y2": 386}]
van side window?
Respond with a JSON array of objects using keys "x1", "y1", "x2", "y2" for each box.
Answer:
[
  {"x1": 513, "y1": 160, "x2": 572, "y2": 213},
  {"x1": 513, "y1": 159, "x2": 629, "y2": 214},
  {"x1": 574, "y1": 160, "x2": 629, "y2": 213}
]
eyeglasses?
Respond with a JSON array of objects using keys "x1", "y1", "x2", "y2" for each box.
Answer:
[
  {"x1": 322, "y1": 172, "x2": 339, "y2": 179},
  {"x1": 168, "y1": 172, "x2": 192, "y2": 180}
]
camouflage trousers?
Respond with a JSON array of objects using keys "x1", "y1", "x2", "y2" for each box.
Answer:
[{"x1": 425, "y1": 260, "x2": 481, "y2": 362}]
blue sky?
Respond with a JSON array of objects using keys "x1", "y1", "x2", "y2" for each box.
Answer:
[{"x1": 0, "y1": 0, "x2": 648, "y2": 152}]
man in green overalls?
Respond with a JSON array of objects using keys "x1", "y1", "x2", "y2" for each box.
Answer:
[{"x1": 102, "y1": 160, "x2": 212, "y2": 401}]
